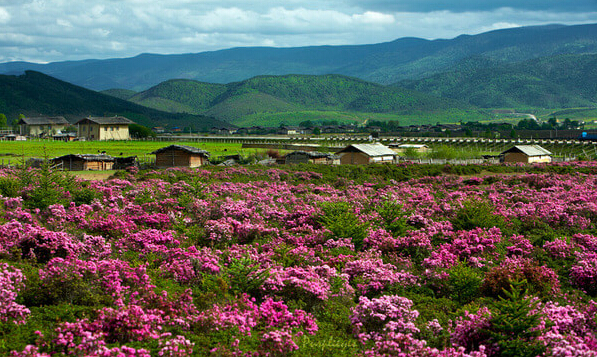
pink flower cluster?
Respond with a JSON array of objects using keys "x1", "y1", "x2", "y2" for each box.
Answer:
[{"x1": 0, "y1": 262, "x2": 30, "y2": 325}]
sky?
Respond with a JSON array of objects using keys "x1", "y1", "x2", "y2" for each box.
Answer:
[{"x1": 0, "y1": 0, "x2": 596, "y2": 63}]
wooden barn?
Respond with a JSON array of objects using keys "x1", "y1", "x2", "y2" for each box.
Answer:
[
  {"x1": 336, "y1": 143, "x2": 396, "y2": 165},
  {"x1": 284, "y1": 151, "x2": 339, "y2": 165},
  {"x1": 151, "y1": 145, "x2": 210, "y2": 168},
  {"x1": 500, "y1": 145, "x2": 552, "y2": 164},
  {"x1": 50, "y1": 154, "x2": 115, "y2": 171}
]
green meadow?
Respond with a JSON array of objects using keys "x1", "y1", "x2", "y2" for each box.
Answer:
[{"x1": 0, "y1": 140, "x2": 255, "y2": 161}]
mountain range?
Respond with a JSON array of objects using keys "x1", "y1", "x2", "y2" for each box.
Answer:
[
  {"x1": 400, "y1": 53, "x2": 597, "y2": 108},
  {"x1": 1, "y1": 23, "x2": 597, "y2": 91},
  {"x1": 102, "y1": 74, "x2": 486, "y2": 126}
]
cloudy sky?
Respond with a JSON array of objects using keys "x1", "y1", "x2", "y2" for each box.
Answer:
[{"x1": 1, "y1": 0, "x2": 596, "y2": 63}]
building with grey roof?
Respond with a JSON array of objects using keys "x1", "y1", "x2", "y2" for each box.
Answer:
[
  {"x1": 151, "y1": 145, "x2": 210, "y2": 168},
  {"x1": 75, "y1": 116, "x2": 133, "y2": 140},
  {"x1": 336, "y1": 143, "x2": 396, "y2": 165},
  {"x1": 18, "y1": 116, "x2": 70, "y2": 137},
  {"x1": 500, "y1": 145, "x2": 552, "y2": 163}
]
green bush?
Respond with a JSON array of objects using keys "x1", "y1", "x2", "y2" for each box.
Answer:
[
  {"x1": 447, "y1": 263, "x2": 483, "y2": 304},
  {"x1": 375, "y1": 200, "x2": 410, "y2": 235},
  {"x1": 317, "y1": 201, "x2": 369, "y2": 250},
  {"x1": 452, "y1": 199, "x2": 505, "y2": 231},
  {"x1": 0, "y1": 176, "x2": 22, "y2": 197},
  {"x1": 225, "y1": 257, "x2": 270, "y2": 297},
  {"x1": 484, "y1": 281, "x2": 546, "y2": 357}
]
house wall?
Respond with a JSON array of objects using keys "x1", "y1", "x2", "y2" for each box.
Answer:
[
  {"x1": 53, "y1": 159, "x2": 114, "y2": 171},
  {"x1": 79, "y1": 123, "x2": 129, "y2": 140},
  {"x1": 83, "y1": 161, "x2": 114, "y2": 171},
  {"x1": 79, "y1": 123, "x2": 101, "y2": 140},
  {"x1": 54, "y1": 159, "x2": 85, "y2": 171},
  {"x1": 503, "y1": 152, "x2": 529, "y2": 163},
  {"x1": 188, "y1": 155, "x2": 206, "y2": 168},
  {"x1": 339, "y1": 152, "x2": 370, "y2": 165},
  {"x1": 155, "y1": 150, "x2": 191, "y2": 168},
  {"x1": 155, "y1": 150, "x2": 206, "y2": 168},
  {"x1": 98, "y1": 124, "x2": 130, "y2": 140},
  {"x1": 528, "y1": 155, "x2": 552, "y2": 164},
  {"x1": 310, "y1": 157, "x2": 330, "y2": 164},
  {"x1": 370, "y1": 155, "x2": 395, "y2": 163},
  {"x1": 24, "y1": 124, "x2": 67, "y2": 136}
]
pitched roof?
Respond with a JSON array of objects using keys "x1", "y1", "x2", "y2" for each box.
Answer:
[
  {"x1": 338, "y1": 143, "x2": 396, "y2": 157},
  {"x1": 76, "y1": 116, "x2": 133, "y2": 125},
  {"x1": 501, "y1": 145, "x2": 552, "y2": 156},
  {"x1": 285, "y1": 151, "x2": 338, "y2": 159},
  {"x1": 19, "y1": 116, "x2": 69, "y2": 125},
  {"x1": 150, "y1": 145, "x2": 210, "y2": 157},
  {"x1": 51, "y1": 154, "x2": 115, "y2": 162}
]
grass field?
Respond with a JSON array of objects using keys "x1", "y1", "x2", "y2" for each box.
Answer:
[{"x1": 0, "y1": 140, "x2": 257, "y2": 161}]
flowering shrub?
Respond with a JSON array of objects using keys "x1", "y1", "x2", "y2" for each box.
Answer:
[
  {"x1": 0, "y1": 263, "x2": 30, "y2": 324},
  {"x1": 1, "y1": 164, "x2": 597, "y2": 355}
]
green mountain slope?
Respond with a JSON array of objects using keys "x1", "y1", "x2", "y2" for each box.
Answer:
[
  {"x1": 111, "y1": 74, "x2": 488, "y2": 126},
  {"x1": 2, "y1": 23, "x2": 597, "y2": 90},
  {"x1": 0, "y1": 71, "x2": 229, "y2": 130},
  {"x1": 100, "y1": 89, "x2": 138, "y2": 100},
  {"x1": 400, "y1": 54, "x2": 597, "y2": 108}
]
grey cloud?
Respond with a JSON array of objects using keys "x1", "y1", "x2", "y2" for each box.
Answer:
[{"x1": 341, "y1": 0, "x2": 597, "y2": 12}]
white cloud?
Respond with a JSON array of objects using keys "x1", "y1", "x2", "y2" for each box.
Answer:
[
  {"x1": 0, "y1": 1, "x2": 595, "y2": 63},
  {"x1": 0, "y1": 7, "x2": 10, "y2": 23},
  {"x1": 353, "y1": 11, "x2": 395, "y2": 25}
]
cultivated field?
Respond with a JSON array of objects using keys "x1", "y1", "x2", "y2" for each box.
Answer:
[{"x1": 0, "y1": 140, "x2": 259, "y2": 164}]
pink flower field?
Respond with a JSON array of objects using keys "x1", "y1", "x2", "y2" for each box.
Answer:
[{"x1": 1, "y1": 163, "x2": 597, "y2": 356}]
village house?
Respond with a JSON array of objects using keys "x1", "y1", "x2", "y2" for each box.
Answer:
[
  {"x1": 50, "y1": 154, "x2": 115, "y2": 171},
  {"x1": 18, "y1": 116, "x2": 70, "y2": 137},
  {"x1": 500, "y1": 145, "x2": 552, "y2": 164},
  {"x1": 151, "y1": 145, "x2": 210, "y2": 168},
  {"x1": 284, "y1": 151, "x2": 339, "y2": 165},
  {"x1": 389, "y1": 143, "x2": 430, "y2": 155},
  {"x1": 278, "y1": 126, "x2": 305, "y2": 135},
  {"x1": 76, "y1": 116, "x2": 133, "y2": 140},
  {"x1": 336, "y1": 143, "x2": 396, "y2": 165},
  {"x1": 211, "y1": 126, "x2": 238, "y2": 135}
]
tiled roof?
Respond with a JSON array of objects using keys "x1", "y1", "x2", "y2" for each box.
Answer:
[
  {"x1": 338, "y1": 143, "x2": 396, "y2": 157},
  {"x1": 51, "y1": 154, "x2": 115, "y2": 162},
  {"x1": 19, "y1": 116, "x2": 69, "y2": 125},
  {"x1": 150, "y1": 145, "x2": 210, "y2": 157},
  {"x1": 501, "y1": 145, "x2": 552, "y2": 156},
  {"x1": 76, "y1": 116, "x2": 133, "y2": 125}
]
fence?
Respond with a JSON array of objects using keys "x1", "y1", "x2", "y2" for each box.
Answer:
[{"x1": 399, "y1": 158, "x2": 500, "y2": 165}]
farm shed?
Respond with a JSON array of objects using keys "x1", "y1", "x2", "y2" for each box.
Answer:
[
  {"x1": 50, "y1": 154, "x2": 115, "y2": 171},
  {"x1": 336, "y1": 143, "x2": 396, "y2": 165},
  {"x1": 500, "y1": 145, "x2": 552, "y2": 164},
  {"x1": 18, "y1": 116, "x2": 69, "y2": 137},
  {"x1": 76, "y1": 116, "x2": 133, "y2": 141},
  {"x1": 284, "y1": 151, "x2": 339, "y2": 165},
  {"x1": 151, "y1": 145, "x2": 210, "y2": 168}
]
